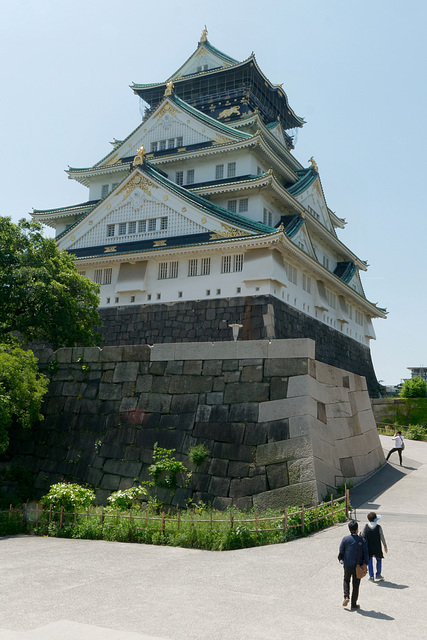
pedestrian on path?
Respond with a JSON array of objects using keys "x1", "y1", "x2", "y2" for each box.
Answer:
[
  {"x1": 361, "y1": 512, "x2": 388, "y2": 581},
  {"x1": 338, "y1": 520, "x2": 369, "y2": 610},
  {"x1": 386, "y1": 430, "x2": 404, "y2": 465}
]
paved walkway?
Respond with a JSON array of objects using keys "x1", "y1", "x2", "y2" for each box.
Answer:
[{"x1": 1, "y1": 435, "x2": 427, "y2": 640}]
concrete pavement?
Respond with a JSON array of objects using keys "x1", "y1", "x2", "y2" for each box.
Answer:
[{"x1": 1, "y1": 434, "x2": 426, "y2": 640}]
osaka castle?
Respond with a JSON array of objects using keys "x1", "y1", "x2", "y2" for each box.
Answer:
[{"x1": 32, "y1": 28, "x2": 386, "y2": 394}]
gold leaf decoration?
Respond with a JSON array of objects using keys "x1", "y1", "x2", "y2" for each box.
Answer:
[{"x1": 209, "y1": 223, "x2": 248, "y2": 240}]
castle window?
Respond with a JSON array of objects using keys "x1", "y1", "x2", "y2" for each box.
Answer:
[
  {"x1": 160, "y1": 217, "x2": 168, "y2": 230},
  {"x1": 355, "y1": 310, "x2": 364, "y2": 326},
  {"x1": 107, "y1": 224, "x2": 115, "y2": 237},
  {"x1": 206, "y1": 289, "x2": 211, "y2": 296},
  {"x1": 186, "y1": 169, "x2": 195, "y2": 184},
  {"x1": 168, "y1": 138, "x2": 175, "y2": 149},
  {"x1": 147, "y1": 294, "x2": 151, "y2": 301},
  {"x1": 188, "y1": 259, "x2": 198, "y2": 276},
  {"x1": 169, "y1": 261, "x2": 178, "y2": 278},
  {"x1": 323, "y1": 255, "x2": 330, "y2": 270},
  {"x1": 138, "y1": 220, "x2": 147, "y2": 233},
  {"x1": 201, "y1": 257, "x2": 211, "y2": 275},
  {"x1": 221, "y1": 255, "x2": 232, "y2": 273},
  {"x1": 157, "y1": 293, "x2": 161, "y2": 300},
  {"x1": 118, "y1": 223, "x2": 126, "y2": 235},
  {"x1": 176, "y1": 137, "x2": 183, "y2": 147},
  {"x1": 216, "y1": 289, "x2": 221, "y2": 295},
  {"x1": 327, "y1": 290, "x2": 337, "y2": 309},
  {"x1": 178, "y1": 291, "x2": 183, "y2": 298},
  {"x1": 239, "y1": 199, "x2": 248, "y2": 213},
  {"x1": 130, "y1": 296, "x2": 135, "y2": 303},
  {"x1": 284, "y1": 261, "x2": 298, "y2": 285},
  {"x1": 148, "y1": 218, "x2": 156, "y2": 231},
  {"x1": 128, "y1": 221, "x2": 137, "y2": 234},
  {"x1": 227, "y1": 162, "x2": 236, "y2": 178},
  {"x1": 115, "y1": 297, "x2": 119, "y2": 303},
  {"x1": 236, "y1": 286, "x2": 241, "y2": 293},
  {"x1": 234, "y1": 254, "x2": 244, "y2": 272},
  {"x1": 151, "y1": 142, "x2": 158, "y2": 152},
  {"x1": 159, "y1": 261, "x2": 178, "y2": 279},
  {"x1": 303, "y1": 274, "x2": 311, "y2": 293},
  {"x1": 176, "y1": 171, "x2": 184, "y2": 185},
  {"x1": 215, "y1": 164, "x2": 224, "y2": 180},
  {"x1": 158, "y1": 263, "x2": 168, "y2": 280},
  {"x1": 228, "y1": 200, "x2": 237, "y2": 213},
  {"x1": 106, "y1": 297, "x2": 110, "y2": 304},
  {"x1": 94, "y1": 269, "x2": 103, "y2": 284},
  {"x1": 103, "y1": 268, "x2": 112, "y2": 285},
  {"x1": 263, "y1": 208, "x2": 273, "y2": 226},
  {"x1": 159, "y1": 140, "x2": 166, "y2": 151}
]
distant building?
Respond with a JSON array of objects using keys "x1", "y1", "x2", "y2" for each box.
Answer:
[{"x1": 408, "y1": 367, "x2": 427, "y2": 381}]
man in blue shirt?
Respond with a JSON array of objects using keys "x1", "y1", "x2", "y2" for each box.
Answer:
[{"x1": 338, "y1": 520, "x2": 369, "y2": 610}]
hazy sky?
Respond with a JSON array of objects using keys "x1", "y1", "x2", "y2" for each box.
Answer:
[{"x1": 2, "y1": 0, "x2": 426, "y2": 385}]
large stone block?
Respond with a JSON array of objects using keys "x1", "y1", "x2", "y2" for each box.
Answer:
[
  {"x1": 266, "y1": 463, "x2": 289, "y2": 490},
  {"x1": 137, "y1": 393, "x2": 172, "y2": 413},
  {"x1": 259, "y1": 396, "x2": 317, "y2": 423},
  {"x1": 103, "y1": 459, "x2": 142, "y2": 477},
  {"x1": 229, "y1": 475, "x2": 267, "y2": 497},
  {"x1": 169, "y1": 375, "x2": 213, "y2": 394},
  {"x1": 122, "y1": 345, "x2": 151, "y2": 362},
  {"x1": 257, "y1": 435, "x2": 312, "y2": 466},
  {"x1": 208, "y1": 475, "x2": 231, "y2": 496},
  {"x1": 113, "y1": 362, "x2": 139, "y2": 383},
  {"x1": 213, "y1": 442, "x2": 255, "y2": 462},
  {"x1": 193, "y1": 422, "x2": 245, "y2": 444},
  {"x1": 254, "y1": 481, "x2": 318, "y2": 510},
  {"x1": 224, "y1": 382, "x2": 269, "y2": 404},
  {"x1": 100, "y1": 474, "x2": 121, "y2": 491},
  {"x1": 287, "y1": 458, "x2": 316, "y2": 485}
]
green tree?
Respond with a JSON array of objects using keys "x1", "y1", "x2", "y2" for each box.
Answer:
[
  {"x1": 399, "y1": 376, "x2": 427, "y2": 398},
  {"x1": 0, "y1": 217, "x2": 101, "y2": 348},
  {"x1": 0, "y1": 345, "x2": 49, "y2": 452}
]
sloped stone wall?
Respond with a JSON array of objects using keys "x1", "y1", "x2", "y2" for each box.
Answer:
[{"x1": 3, "y1": 340, "x2": 384, "y2": 510}]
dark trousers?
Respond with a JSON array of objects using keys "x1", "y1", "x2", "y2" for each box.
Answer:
[
  {"x1": 386, "y1": 447, "x2": 403, "y2": 464},
  {"x1": 343, "y1": 566, "x2": 361, "y2": 607}
]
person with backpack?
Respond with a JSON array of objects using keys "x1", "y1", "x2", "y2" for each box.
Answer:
[
  {"x1": 362, "y1": 512, "x2": 388, "y2": 581},
  {"x1": 386, "y1": 430, "x2": 404, "y2": 465}
]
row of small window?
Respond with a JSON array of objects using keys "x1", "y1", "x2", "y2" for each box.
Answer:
[
  {"x1": 101, "y1": 183, "x2": 120, "y2": 198},
  {"x1": 151, "y1": 137, "x2": 183, "y2": 152},
  {"x1": 159, "y1": 255, "x2": 244, "y2": 279},
  {"x1": 104, "y1": 287, "x2": 243, "y2": 305},
  {"x1": 215, "y1": 163, "x2": 236, "y2": 180},
  {"x1": 107, "y1": 217, "x2": 168, "y2": 237},
  {"x1": 176, "y1": 170, "x2": 194, "y2": 185}
]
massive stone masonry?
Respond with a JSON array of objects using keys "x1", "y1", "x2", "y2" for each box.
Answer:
[{"x1": 3, "y1": 340, "x2": 384, "y2": 510}]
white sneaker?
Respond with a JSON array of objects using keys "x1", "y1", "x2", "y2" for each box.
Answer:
[{"x1": 376, "y1": 575, "x2": 384, "y2": 581}]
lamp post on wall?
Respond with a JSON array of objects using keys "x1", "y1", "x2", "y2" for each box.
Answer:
[{"x1": 229, "y1": 323, "x2": 243, "y2": 341}]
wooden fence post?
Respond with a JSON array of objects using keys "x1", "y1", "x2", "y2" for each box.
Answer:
[
  {"x1": 230, "y1": 511, "x2": 234, "y2": 531},
  {"x1": 283, "y1": 507, "x2": 287, "y2": 533},
  {"x1": 330, "y1": 494, "x2": 334, "y2": 521},
  {"x1": 101, "y1": 508, "x2": 104, "y2": 526},
  {"x1": 74, "y1": 506, "x2": 77, "y2": 527},
  {"x1": 301, "y1": 504, "x2": 305, "y2": 533},
  {"x1": 161, "y1": 513, "x2": 165, "y2": 534},
  {"x1": 9, "y1": 504, "x2": 12, "y2": 522},
  {"x1": 60, "y1": 506, "x2": 63, "y2": 529},
  {"x1": 345, "y1": 484, "x2": 349, "y2": 518},
  {"x1": 49, "y1": 504, "x2": 52, "y2": 523}
]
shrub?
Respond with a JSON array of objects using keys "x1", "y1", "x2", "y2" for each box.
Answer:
[
  {"x1": 148, "y1": 443, "x2": 189, "y2": 490},
  {"x1": 406, "y1": 424, "x2": 427, "y2": 440},
  {"x1": 40, "y1": 482, "x2": 95, "y2": 512},
  {"x1": 107, "y1": 486, "x2": 147, "y2": 511},
  {"x1": 188, "y1": 444, "x2": 210, "y2": 468}
]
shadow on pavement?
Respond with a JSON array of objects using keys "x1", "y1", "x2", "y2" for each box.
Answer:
[
  {"x1": 354, "y1": 609, "x2": 395, "y2": 620},
  {"x1": 349, "y1": 458, "x2": 420, "y2": 510},
  {"x1": 375, "y1": 581, "x2": 409, "y2": 590}
]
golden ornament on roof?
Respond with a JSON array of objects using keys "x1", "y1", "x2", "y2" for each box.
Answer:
[
  {"x1": 133, "y1": 145, "x2": 146, "y2": 166},
  {"x1": 200, "y1": 25, "x2": 208, "y2": 43},
  {"x1": 164, "y1": 80, "x2": 174, "y2": 97},
  {"x1": 308, "y1": 156, "x2": 318, "y2": 172}
]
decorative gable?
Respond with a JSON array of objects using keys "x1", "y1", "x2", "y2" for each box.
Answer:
[{"x1": 170, "y1": 42, "x2": 237, "y2": 80}]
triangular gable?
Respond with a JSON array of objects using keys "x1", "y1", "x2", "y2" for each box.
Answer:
[
  {"x1": 288, "y1": 169, "x2": 335, "y2": 233},
  {"x1": 171, "y1": 40, "x2": 239, "y2": 81},
  {"x1": 290, "y1": 223, "x2": 317, "y2": 260},
  {"x1": 265, "y1": 121, "x2": 289, "y2": 148},
  {"x1": 93, "y1": 96, "x2": 247, "y2": 169},
  {"x1": 58, "y1": 164, "x2": 268, "y2": 254}
]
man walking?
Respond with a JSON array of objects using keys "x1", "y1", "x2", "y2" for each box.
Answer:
[{"x1": 338, "y1": 520, "x2": 369, "y2": 610}]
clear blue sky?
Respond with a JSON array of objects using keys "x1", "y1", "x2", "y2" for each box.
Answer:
[{"x1": 2, "y1": 0, "x2": 426, "y2": 385}]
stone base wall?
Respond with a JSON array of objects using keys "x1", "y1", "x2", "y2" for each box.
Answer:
[
  {"x1": 3, "y1": 340, "x2": 384, "y2": 510},
  {"x1": 98, "y1": 295, "x2": 380, "y2": 397}
]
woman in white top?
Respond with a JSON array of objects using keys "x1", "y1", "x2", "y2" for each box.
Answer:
[{"x1": 386, "y1": 431, "x2": 404, "y2": 466}]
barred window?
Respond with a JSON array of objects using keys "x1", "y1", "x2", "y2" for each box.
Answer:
[
  {"x1": 103, "y1": 268, "x2": 112, "y2": 285},
  {"x1": 138, "y1": 220, "x2": 146, "y2": 233},
  {"x1": 263, "y1": 208, "x2": 273, "y2": 226},
  {"x1": 302, "y1": 274, "x2": 311, "y2": 293},
  {"x1": 355, "y1": 310, "x2": 364, "y2": 326},
  {"x1": 128, "y1": 221, "x2": 137, "y2": 234},
  {"x1": 201, "y1": 257, "x2": 211, "y2": 275},
  {"x1": 327, "y1": 290, "x2": 336, "y2": 309},
  {"x1": 158, "y1": 263, "x2": 168, "y2": 280},
  {"x1": 221, "y1": 255, "x2": 232, "y2": 273},
  {"x1": 150, "y1": 142, "x2": 158, "y2": 152},
  {"x1": 94, "y1": 269, "x2": 103, "y2": 284},
  {"x1": 239, "y1": 199, "x2": 248, "y2": 213},
  {"x1": 284, "y1": 261, "x2": 298, "y2": 285},
  {"x1": 118, "y1": 223, "x2": 127, "y2": 236},
  {"x1": 159, "y1": 140, "x2": 166, "y2": 151},
  {"x1": 160, "y1": 217, "x2": 168, "y2": 230},
  {"x1": 169, "y1": 261, "x2": 178, "y2": 278},
  {"x1": 176, "y1": 137, "x2": 183, "y2": 147},
  {"x1": 168, "y1": 138, "x2": 175, "y2": 149},
  {"x1": 188, "y1": 259, "x2": 198, "y2": 277},
  {"x1": 234, "y1": 254, "x2": 244, "y2": 272},
  {"x1": 101, "y1": 184, "x2": 109, "y2": 198},
  {"x1": 148, "y1": 218, "x2": 156, "y2": 231},
  {"x1": 186, "y1": 169, "x2": 195, "y2": 184},
  {"x1": 215, "y1": 164, "x2": 224, "y2": 180},
  {"x1": 176, "y1": 171, "x2": 183, "y2": 185},
  {"x1": 227, "y1": 162, "x2": 236, "y2": 178},
  {"x1": 228, "y1": 200, "x2": 237, "y2": 213},
  {"x1": 107, "y1": 224, "x2": 115, "y2": 237}
]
